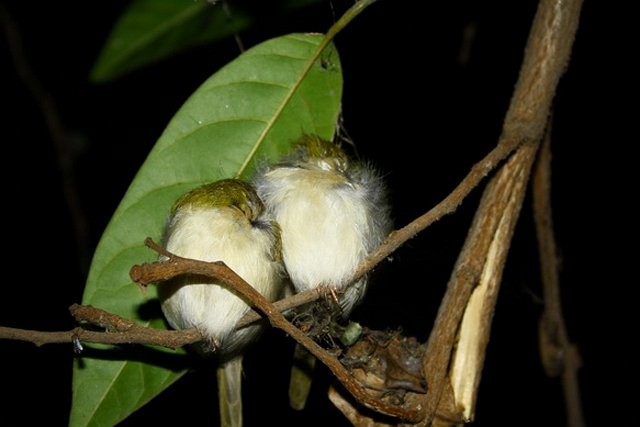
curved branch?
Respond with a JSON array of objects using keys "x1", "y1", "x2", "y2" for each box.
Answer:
[
  {"x1": 236, "y1": 132, "x2": 527, "y2": 327},
  {"x1": 131, "y1": 243, "x2": 424, "y2": 422}
]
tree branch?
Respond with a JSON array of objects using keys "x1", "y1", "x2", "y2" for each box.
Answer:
[
  {"x1": 417, "y1": 0, "x2": 583, "y2": 424},
  {"x1": 237, "y1": 130, "x2": 529, "y2": 325},
  {"x1": 131, "y1": 242, "x2": 424, "y2": 422},
  {"x1": 1, "y1": 304, "x2": 203, "y2": 349},
  {"x1": 532, "y1": 118, "x2": 585, "y2": 427},
  {"x1": 236, "y1": 112, "x2": 533, "y2": 328}
]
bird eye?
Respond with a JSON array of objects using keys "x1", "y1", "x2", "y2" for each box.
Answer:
[{"x1": 251, "y1": 218, "x2": 270, "y2": 230}]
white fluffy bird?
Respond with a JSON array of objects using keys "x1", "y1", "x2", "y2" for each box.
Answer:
[
  {"x1": 253, "y1": 134, "x2": 391, "y2": 409},
  {"x1": 158, "y1": 179, "x2": 284, "y2": 427}
]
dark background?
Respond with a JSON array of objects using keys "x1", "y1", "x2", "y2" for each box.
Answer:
[{"x1": 0, "y1": 0, "x2": 627, "y2": 426}]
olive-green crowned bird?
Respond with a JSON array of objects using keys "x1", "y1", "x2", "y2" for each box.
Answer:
[
  {"x1": 253, "y1": 134, "x2": 392, "y2": 410},
  {"x1": 158, "y1": 178, "x2": 284, "y2": 427}
]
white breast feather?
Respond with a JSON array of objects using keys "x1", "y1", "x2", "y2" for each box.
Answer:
[
  {"x1": 161, "y1": 206, "x2": 279, "y2": 350},
  {"x1": 261, "y1": 168, "x2": 369, "y2": 294}
]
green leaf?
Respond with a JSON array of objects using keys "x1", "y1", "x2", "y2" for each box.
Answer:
[
  {"x1": 70, "y1": 32, "x2": 342, "y2": 427},
  {"x1": 89, "y1": 0, "x2": 253, "y2": 83}
]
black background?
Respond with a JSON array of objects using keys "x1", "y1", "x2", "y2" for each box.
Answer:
[{"x1": 0, "y1": 1, "x2": 628, "y2": 426}]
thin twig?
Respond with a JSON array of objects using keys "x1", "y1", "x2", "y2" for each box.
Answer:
[
  {"x1": 0, "y1": 302, "x2": 203, "y2": 349},
  {"x1": 355, "y1": 136, "x2": 523, "y2": 285},
  {"x1": 235, "y1": 132, "x2": 529, "y2": 327},
  {"x1": 533, "y1": 119, "x2": 585, "y2": 427},
  {"x1": 236, "y1": 132, "x2": 522, "y2": 327},
  {"x1": 0, "y1": 318, "x2": 202, "y2": 350}
]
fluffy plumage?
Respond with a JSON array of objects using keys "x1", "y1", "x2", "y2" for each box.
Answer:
[
  {"x1": 253, "y1": 134, "x2": 391, "y2": 315},
  {"x1": 158, "y1": 179, "x2": 283, "y2": 427},
  {"x1": 253, "y1": 135, "x2": 391, "y2": 411}
]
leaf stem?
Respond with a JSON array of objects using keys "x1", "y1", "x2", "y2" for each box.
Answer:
[{"x1": 323, "y1": 0, "x2": 378, "y2": 49}]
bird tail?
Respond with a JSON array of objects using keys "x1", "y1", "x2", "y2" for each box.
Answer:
[
  {"x1": 288, "y1": 343, "x2": 317, "y2": 410},
  {"x1": 217, "y1": 356, "x2": 244, "y2": 427}
]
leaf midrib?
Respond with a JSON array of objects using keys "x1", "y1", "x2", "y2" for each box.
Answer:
[{"x1": 235, "y1": 34, "x2": 332, "y2": 177}]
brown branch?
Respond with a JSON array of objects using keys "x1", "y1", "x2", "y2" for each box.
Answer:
[
  {"x1": 70, "y1": 304, "x2": 137, "y2": 332},
  {"x1": 0, "y1": 326, "x2": 201, "y2": 349},
  {"x1": 1, "y1": 304, "x2": 203, "y2": 349},
  {"x1": 144, "y1": 237, "x2": 174, "y2": 258},
  {"x1": 235, "y1": 122, "x2": 529, "y2": 328},
  {"x1": 457, "y1": 140, "x2": 540, "y2": 419},
  {"x1": 238, "y1": 284, "x2": 324, "y2": 327},
  {"x1": 417, "y1": 142, "x2": 539, "y2": 425},
  {"x1": 0, "y1": 326, "x2": 86, "y2": 348},
  {"x1": 0, "y1": 114, "x2": 524, "y2": 414},
  {"x1": 355, "y1": 136, "x2": 523, "y2": 285},
  {"x1": 131, "y1": 243, "x2": 423, "y2": 422},
  {"x1": 533, "y1": 119, "x2": 585, "y2": 427},
  {"x1": 417, "y1": 0, "x2": 584, "y2": 424},
  {"x1": 227, "y1": 0, "x2": 589, "y2": 325},
  {"x1": 233, "y1": 131, "x2": 525, "y2": 328}
]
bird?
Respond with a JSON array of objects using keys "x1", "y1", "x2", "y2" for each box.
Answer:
[
  {"x1": 252, "y1": 134, "x2": 392, "y2": 410},
  {"x1": 158, "y1": 178, "x2": 284, "y2": 427}
]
